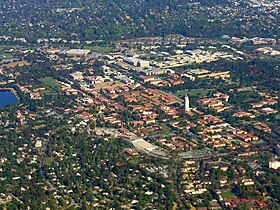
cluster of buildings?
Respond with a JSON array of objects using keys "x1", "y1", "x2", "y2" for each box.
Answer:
[
  {"x1": 250, "y1": 98, "x2": 278, "y2": 115},
  {"x1": 181, "y1": 160, "x2": 210, "y2": 195},
  {"x1": 230, "y1": 37, "x2": 277, "y2": 45},
  {"x1": 253, "y1": 122, "x2": 271, "y2": 133},
  {"x1": 115, "y1": 34, "x2": 193, "y2": 47},
  {"x1": 198, "y1": 95, "x2": 229, "y2": 113},
  {"x1": 1, "y1": 33, "x2": 279, "y2": 209},
  {"x1": 224, "y1": 199, "x2": 268, "y2": 209},
  {"x1": 17, "y1": 85, "x2": 43, "y2": 100},
  {"x1": 153, "y1": 49, "x2": 237, "y2": 68},
  {"x1": 256, "y1": 47, "x2": 280, "y2": 56},
  {"x1": 157, "y1": 136, "x2": 197, "y2": 151},
  {"x1": 251, "y1": 98, "x2": 278, "y2": 108},
  {"x1": 0, "y1": 35, "x2": 27, "y2": 43},
  {"x1": 191, "y1": 109, "x2": 262, "y2": 149},
  {"x1": 231, "y1": 129, "x2": 259, "y2": 143},
  {"x1": 138, "y1": 73, "x2": 185, "y2": 88},
  {"x1": 233, "y1": 111, "x2": 256, "y2": 118},
  {"x1": 183, "y1": 69, "x2": 231, "y2": 81}
]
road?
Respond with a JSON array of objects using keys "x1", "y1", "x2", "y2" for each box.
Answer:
[{"x1": 11, "y1": 194, "x2": 23, "y2": 204}]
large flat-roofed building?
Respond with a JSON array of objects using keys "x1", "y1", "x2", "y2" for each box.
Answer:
[
  {"x1": 66, "y1": 49, "x2": 91, "y2": 56},
  {"x1": 196, "y1": 71, "x2": 230, "y2": 79},
  {"x1": 132, "y1": 138, "x2": 157, "y2": 151},
  {"x1": 138, "y1": 75, "x2": 155, "y2": 83},
  {"x1": 141, "y1": 68, "x2": 174, "y2": 76}
]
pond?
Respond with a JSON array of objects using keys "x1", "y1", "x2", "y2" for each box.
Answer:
[{"x1": 0, "y1": 90, "x2": 18, "y2": 107}]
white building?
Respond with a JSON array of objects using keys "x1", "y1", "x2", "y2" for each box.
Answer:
[
  {"x1": 137, "y1": 60, "x2": 150, "y2": 68},
  {"x1": 269, "y1": 160, "x2": 280, "y2": 170},
  {"x1": 66, "y1": 49, "x2": 91, "y2": 56},
  {"x1": 242, "y1": 179, "x2": 254, "y2": 186}
]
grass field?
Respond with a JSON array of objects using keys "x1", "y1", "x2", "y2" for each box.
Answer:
[
  {"x1": 175, "y1": 89, "x2": 211, "y2": 97},
  {"x1": 220, "y1": 191, "x2": 238, "y2": 200},
  {"x1": 251, "y1": 140, "x2": 265, "y2": 145},
  {"x1": 0, "y1": 53, "x2": 13, "y2": 60},
  {"x1": 84, "y1": 45, "x2": 115, "y2": 53},
  {"x1": 39, "y1": 77, "x2": 62, "y2": 91},
  {"x1": 45, "y1": 157, "x2": 54, "y2": 167}
]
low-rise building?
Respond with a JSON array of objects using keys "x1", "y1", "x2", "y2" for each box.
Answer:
[{"x1": 269, "y1": 159, "x2": 280, "y2": 169}]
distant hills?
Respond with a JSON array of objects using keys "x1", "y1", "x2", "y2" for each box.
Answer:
[{"x1": 0, "y1": 0, "x2": 279, "y2": 42}]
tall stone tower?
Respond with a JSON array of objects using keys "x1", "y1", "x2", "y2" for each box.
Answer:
[{"x1": 184, "y1": 94, "x2": 190, "y2": 112}]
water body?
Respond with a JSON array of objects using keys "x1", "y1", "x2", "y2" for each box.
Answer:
[{"x1": 0, "y1": 90, "x2": 18, "y2": 107}]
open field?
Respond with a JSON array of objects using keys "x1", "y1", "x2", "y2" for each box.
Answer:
[
  {"x1": 220, "y1": 191, "x2": 238, "y2": 200},
  {"x1": 0, "y1": 53, "x2": 13, "y2": 60},
  {"x1": 45, "y1": 157, "x2": 54, "y2": 167},
  {"x1": 93, "y1": 81, "x2": 123, "y2": 90},
  {"x1": 0, "y1": 60, "x2": 30, "y2": 68},
  {"x1": 84, "y1": 45, "x2": 115, "y2": 53},
  {"x1": 175, "y1": 89, "x2": 211, "y2": 97},
  {"x1": 39, "y1": 77, "x2": 62, "y2": 91}
]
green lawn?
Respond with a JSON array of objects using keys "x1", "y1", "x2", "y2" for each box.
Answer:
[
  {"x1": 39, "y1": 77, "x2": 62, "y2": 91},
  {"x1": 45, "y1": 157, "x2": 54, "y2": 167},
  {"x1": 251, "y1": 140, "x2": 265, "y2": 145},
  {"x1": 84, "y1": 45, "x2": 115, "y2": 53},
  {"x1": 220, "y1": 191, "x2": 238, "y2": 200},
  {"x1": 175, "y1": 89, "x2": 210, "y2": 97},
  {"x1": 0, "y1": 53, "x2": 14, "y2": 60}
]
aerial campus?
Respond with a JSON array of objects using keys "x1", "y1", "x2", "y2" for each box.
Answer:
[{"x1": 0, "y1": 0, "x2": 280, "y2": 209}]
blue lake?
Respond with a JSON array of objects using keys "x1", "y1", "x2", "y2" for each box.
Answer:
[{"x1": 0, "y1": 90, "x2": 18, "y2": 107}]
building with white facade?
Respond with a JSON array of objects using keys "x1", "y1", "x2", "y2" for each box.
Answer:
[{"x1": 269, "y1": 159, "x2": 280, "y2": 170}]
